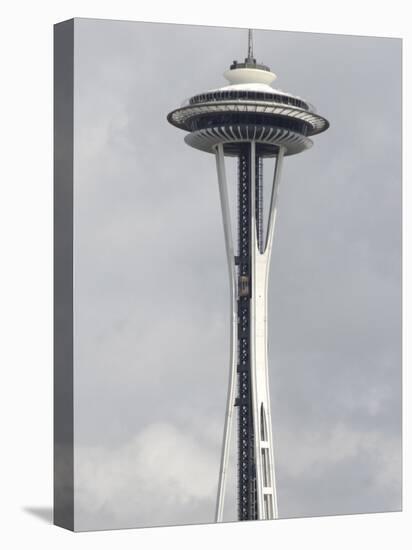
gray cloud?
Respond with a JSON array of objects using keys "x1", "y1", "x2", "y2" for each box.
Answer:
[{"x1": 75, "y1": 423, "x2": 218, "y2": 530}]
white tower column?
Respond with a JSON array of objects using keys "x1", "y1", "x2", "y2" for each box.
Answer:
[
  {"x1": 250, "y1": 144, "x2": 285, "y2": 519},
  {"x1": 215, "y1": 143, "x2": 238, "y2": 523}
]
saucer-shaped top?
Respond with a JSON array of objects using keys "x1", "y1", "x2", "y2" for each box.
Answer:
[{"x1": 167, "y1": 64, "x2": 329, "y2": 156}]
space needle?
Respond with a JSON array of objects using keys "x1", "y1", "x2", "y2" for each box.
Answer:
[{"x1": 168, "y1": 29, "x2": 329, "y2": 522}]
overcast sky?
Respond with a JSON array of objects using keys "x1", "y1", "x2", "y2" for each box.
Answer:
[{"x1": 72, "y1": 18, "x2": 401, "y2": 531}]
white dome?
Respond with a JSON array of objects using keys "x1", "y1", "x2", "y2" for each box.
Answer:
[
  {"x1": 223, "y1": 67, "x2": 277, "y2": 86},
  {"x1": 213, "y1": 82, "x2": 282, "y2": 94},
  {"x1": 209, "y1": 82, "x2": 308, "y2": 104}
]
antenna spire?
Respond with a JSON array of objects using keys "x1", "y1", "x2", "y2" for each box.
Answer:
[
  {"x1": 248, "y1": 29, "x2": 254, "y2": 60},
  {"x1": 228, "y1": 28, "x2": 271, "y2": 72}
]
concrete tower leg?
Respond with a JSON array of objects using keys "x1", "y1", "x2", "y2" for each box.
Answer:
[
  {"x1": 215, "y1": 143, "x2": 238, "y2": 523},
  {"x1": 250, "y1": 144, "x2": 285, "y2": 520}
]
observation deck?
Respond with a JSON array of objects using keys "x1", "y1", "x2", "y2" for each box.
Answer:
[{"x1": 168, "y1": 56, "x2": 329, "y2": 157}]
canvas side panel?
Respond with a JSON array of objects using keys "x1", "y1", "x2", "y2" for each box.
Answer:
[{"x1": 53, "y1": 18, "x2": 74, "y2": 531}]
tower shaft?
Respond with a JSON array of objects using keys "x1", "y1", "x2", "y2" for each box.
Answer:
[
  {"x1": 237, "y1": 145, "x2": 257, "y2": 520},
  {"x1": 214, "y1": 141, "x2": 283, "y2": 522},
  {"x1": 236, "y1": 143, "x2": 278, "y2": 520}
]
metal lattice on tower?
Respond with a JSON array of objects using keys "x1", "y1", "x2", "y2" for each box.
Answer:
[
  {"x1": 237, "y1": 145, "x2": 256, "y2": 520},
  {"x1": 167, "y1": 28, "x2": 329, "y2": 522}
]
